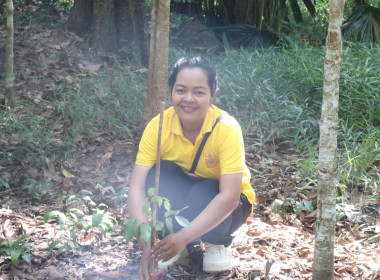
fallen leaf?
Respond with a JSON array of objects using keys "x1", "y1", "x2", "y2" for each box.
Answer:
[{"x1": 61, "y1": 167, "x2": 76, "y2": 178}]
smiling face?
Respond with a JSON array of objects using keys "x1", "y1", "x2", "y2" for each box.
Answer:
[{"x1": 171, "y1": 67, "x2": 214, "y2": 130}]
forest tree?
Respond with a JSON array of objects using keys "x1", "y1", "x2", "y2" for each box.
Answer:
[{"x1": 313, "y1": 0, "x2": 345, "y2": 279}]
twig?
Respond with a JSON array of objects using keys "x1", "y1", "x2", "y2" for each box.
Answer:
[
  {"x1": 150, "y1": 101, "x2": 166, "y2": 273},
  {"x1": 264, "y1": 258, "x2": 275, "y2": 279}
]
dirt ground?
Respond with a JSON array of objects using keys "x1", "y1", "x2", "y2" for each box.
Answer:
[{"x1": 1, "y1": 5, "x2": 380, "y2": 280}]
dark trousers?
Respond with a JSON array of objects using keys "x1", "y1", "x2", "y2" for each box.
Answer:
[{"x1": 146, "y1": 160, "x2": 251, "y2": 247}]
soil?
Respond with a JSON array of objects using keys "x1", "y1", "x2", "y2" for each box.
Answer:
[{"x1": 0, "y1": 4, "x2": 379, "y2": 280}]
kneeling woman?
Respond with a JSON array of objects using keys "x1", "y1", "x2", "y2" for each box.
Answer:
[{"x1": 127, "y1": 56, "x2": 255, "y2": 280}]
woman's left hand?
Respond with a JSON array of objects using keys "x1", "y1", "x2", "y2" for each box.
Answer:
[{"x1": 151, "y1": 233, "x2": 186, "y2": 262}]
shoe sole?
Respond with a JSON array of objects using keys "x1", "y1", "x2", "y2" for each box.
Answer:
[{"x1": 203, "y1": 262, "x2": 231, "y2": 273}]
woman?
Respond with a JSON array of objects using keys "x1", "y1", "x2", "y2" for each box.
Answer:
[{"x1": 127, "y1": 56, "x2": 255, "y2": 280}]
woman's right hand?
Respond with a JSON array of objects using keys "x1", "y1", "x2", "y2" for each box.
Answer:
[{"x1": 138, "y1": 241, "x2": 152, "y2": 280}]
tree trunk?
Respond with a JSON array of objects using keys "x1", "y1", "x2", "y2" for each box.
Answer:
[
  {"x1": 289, "y1": 0, "x2": 303, "y2": 23},
  {"x1": 67, "y1": 0, "x2": 148, "y2": 58},
  {"x1": 5, "y1": 0, "x2": 14, "y2": 108},
  {"x1": 143, "y1": 0, "x2": 170, "y2": 123},
  {"x1": 312, "y1": 1, "x2": 345, "y2": 280},
  {"x1": 91, "y1": 0, "x2": 117, "y2": 51},
  {"x1": 115, "y1": 0, "x2": 149, "y2": 65},
  {"x1": 67, "y1": 0, "x2": 92, "y2": 35},
  {"x1": 302, "y1": 0, "x2": 316, "y2": 17}
]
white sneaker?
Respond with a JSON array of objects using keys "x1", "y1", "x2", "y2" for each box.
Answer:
[
  {"x1": 203, "y1": 243, "x2": 231, "y2": 273},
  {"x1": 157, "y1": 248, "x2": 189, "y2": 270}
]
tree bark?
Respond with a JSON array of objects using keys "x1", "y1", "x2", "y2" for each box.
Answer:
[
  {"x1": 289, "y1": 0, "x2": 303, "y2": 23},
  {"x1": 91, "y1": 0, "x2": 117, "y2": 51},
  {"x1": 5, "y1": 0, "x2": 14, "y2": 108},
  {"x1": 143, "y1": 0, "x2": 170, "y2": 123},
  {"x1": 115, "y1": 0, "x2": 149, "y2": 65},
  {"x1": 67, "y1": 0, "x2": 92, "y2": 35},
  {"x1": 312, "y1": 1, "x2": 345, "y2": 280},
  {"x1": 67, "y1": 0, "x2": 148, "y2": 59},
  {"x1": 302, "y1": 0, "x2": 316, "y2": 17}
]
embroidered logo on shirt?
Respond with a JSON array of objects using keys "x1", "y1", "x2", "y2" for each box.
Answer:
[{"x1": 205, "y1": 151, "x2": 218, "y2": 168}]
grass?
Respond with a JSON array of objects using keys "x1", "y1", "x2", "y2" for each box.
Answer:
[{"x1": 1, "y1": 34, "x2": 378, "y2": 198}]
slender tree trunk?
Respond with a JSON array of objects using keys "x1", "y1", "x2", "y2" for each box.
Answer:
[
  {"x1": 289, "y1": 0, "x2": 304, "y2": 23},
  {"x1": 5, "y1": 0, "x2": 14, "y2": 108},
  {"x1": 143, "y1": 0, "x2": 170, "y2": 123},
  {"x1": 302, "y1": 0, "x2": 316, "y2": 17},
  {"x1": 312, "y1": 1, "x2": 345, "y2": 280}
]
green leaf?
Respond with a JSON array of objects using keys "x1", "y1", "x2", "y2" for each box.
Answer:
[
  {"x1": 140, "y1": 223, "x2": 151, "y2": 244},
  {"x1": 0, "y1": 176, "x2": 10, "y2": 189},
  {"x1": 295, "y1": 201, "x2": 303, "y2": 215},
  {"x1": 68, "y1": 240, "x2": 77, "y2": 250},
  {"x1": 43, "y1": 211, "x2": 66, "y2": 225},
  {"x1": 57, "y1": 246, "x2": 66, "y2": 255},
  {"x1": 303, "y1": 200, "x2": 314, "y2": 212},
  {"x1": 15, "y1": 234, "x2": 30, "y2": 244},
  {"x1": 164, "y1": 200, "x2": 171, "y2": 211},
  {"x1": 67, "y1": 208, "x2": 85, "y2": 216},
  {"x1": 92, "y1": 213, "x2": 103, "y2": 227},
  {"x1": 21, "y1": 253, "x2": 31, "y2": 265},
  {"x1": 155, "y1": 221, "x2": 164, "y2": 232},
  {"x1": 48, "y1": 240, "x2": 61, "y2": 251},
  {"x1": 166, "y1": 217, "x2": 174, "y2": 234},
  {"x1": 70, "y1": 231, "x2": 77, "y2": 242},
  {"x1": 272, "y1": 199, "x2": 283, "y2": 212},
  {"x1": 124, "y1": 219, "x2": 137, "y2": 244},
  {"x1": 164, "y1": 210, "x2": 177, "y2": 218},
  {"x1": 152, "y1": 196, "x2": 163, "y2": 207},
  {"x1": 336, "y1": 211, "x2": 345, "y2": 221},
  {"x1": 10, "y1": 248, "x2": 21, "y2": 266},
  {"x1": 147, "y1": 187, "x2": 155, "y2": 197},
  {"x1": 366, "y1": 233, "x2": 380, "y2": 242},
  {"x1": 175, "y1": 216, "x2": 191, "y2": 228}
]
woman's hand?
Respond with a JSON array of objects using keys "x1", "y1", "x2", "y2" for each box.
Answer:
[{"x1": 151, "y1": 233, "x2": 187, "y2": 262}]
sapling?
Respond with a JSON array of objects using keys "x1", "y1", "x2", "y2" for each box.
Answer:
[{"x1": 124, "y1": 102, "x2": 191, "y2": 277}]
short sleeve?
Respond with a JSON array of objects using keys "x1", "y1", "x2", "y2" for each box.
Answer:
[
  {"x1": 218, "y1": 122, "x2": 245, "y2": 175},
  {"x1": 135, "y1": 116, "x2": 159, "y2": 167}
]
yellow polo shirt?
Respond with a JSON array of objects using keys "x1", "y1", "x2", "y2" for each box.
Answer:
[{"x1": 136, "y1": 105, "x2": 255, "y2": 205}]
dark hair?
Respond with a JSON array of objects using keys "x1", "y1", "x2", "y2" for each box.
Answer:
[{"x1": 168, "y1": 56, "x2": 218, "y2": 95}]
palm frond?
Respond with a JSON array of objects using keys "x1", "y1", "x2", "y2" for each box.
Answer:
[
  {"x1": 199, "y1": 24, "x2": 281, "y2": 49},
  {"x1": 343, "y1": 5, "x2": 380, "y2": 44}
]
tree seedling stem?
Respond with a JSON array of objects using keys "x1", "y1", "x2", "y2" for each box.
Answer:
[{"x1": 150, "y1": 101, "x2": 165, "y2": 274}]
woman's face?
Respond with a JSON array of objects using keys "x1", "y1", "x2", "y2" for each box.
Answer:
[{"x1": 171, "y1": 67, "x2": 214, "y2": 127}]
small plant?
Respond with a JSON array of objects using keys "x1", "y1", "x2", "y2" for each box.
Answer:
[
  {"x1": 0, "y1": 234, "x2": 32, "y2": 266},
  {"x1": 124, "y1": 187, "x2": 191, "y2": 245},
  {"x1": 23, "y1": 178, "x2": 54, "y2": 198},
  {"x1": 0, "y1": 172, "x2": 10, "y2": 190},
  {"x1": 43, "y1": 190, "x2": 116, "y2": 254}
]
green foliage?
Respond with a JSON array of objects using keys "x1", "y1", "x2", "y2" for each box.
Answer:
[
  {"x1": 0, "y1": 108, "x2": 77, "y2": 167},
  {"x1": 343, "y1": 4, "x2": 380, "y2": 44},
  {"x1": 124, "y1": 187, "x2": 190, "y2": 245},
  {"x1": 23, "y1": 178, "x2": 54, "y2": 198},
  {"x1": 0, "y1": 234, "x2": 32, "y2": 266},
  {"x1": 202, "y1": 24, "x2": 281, "y2": 49},
  {"x1": 0, "y1": 173, "x2": 10, "y2": 189},
  {"x1": 43, "y1": 190, "x2": 116, "y2": 254},
  {"x1": 54, "y1": 65, "x2": 146, "y2": 140},
  {"x1": 198, "y1": 42, "x2": 378, "y2": 199}
]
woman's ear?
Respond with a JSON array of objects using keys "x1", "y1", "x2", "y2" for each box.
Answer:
[{"x1": 210, "y1": 89, "x2": 218, "y2": 104}]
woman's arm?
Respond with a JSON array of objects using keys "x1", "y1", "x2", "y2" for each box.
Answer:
[
  {"x1": 152, "y1": 172, "x2": 242, "y2": 262},
  {"x1": 127, "y1": 164, "x2": 151, "y2": 224},
  {"x1": 127, "y1": 164, "x2": 152, "y2": 280}
]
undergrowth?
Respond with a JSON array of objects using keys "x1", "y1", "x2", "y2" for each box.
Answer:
[{"x1": 1, "y1": 38, "x2": 378, "y2": 201}]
